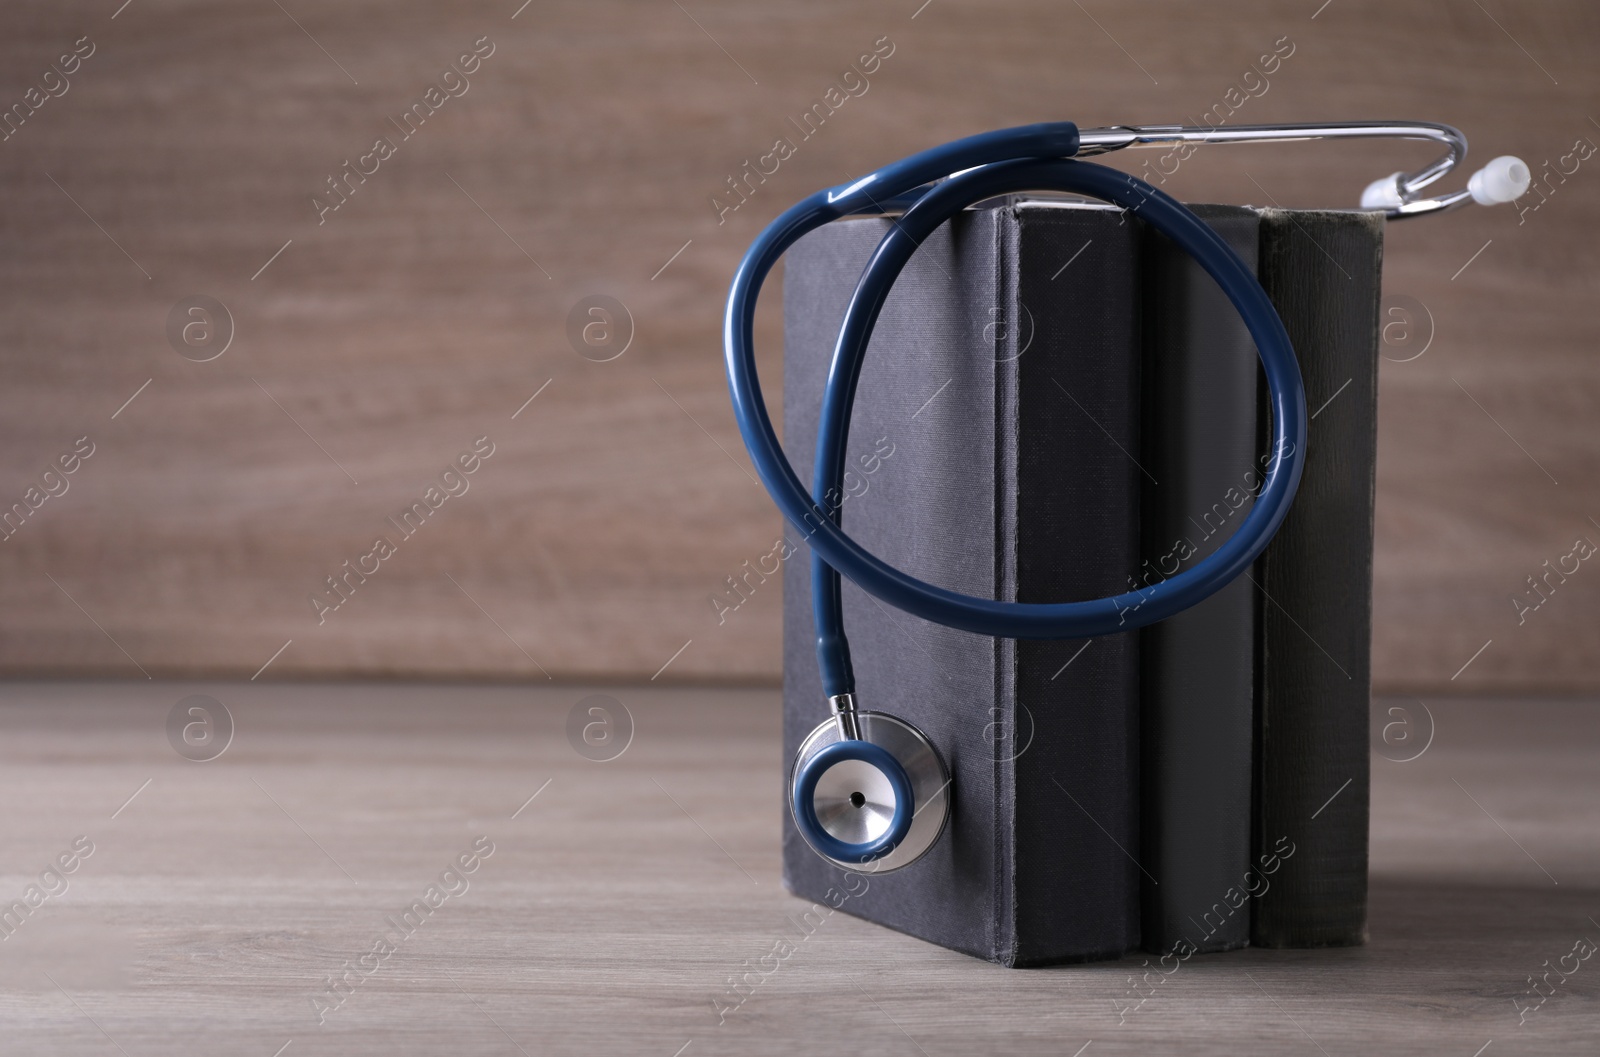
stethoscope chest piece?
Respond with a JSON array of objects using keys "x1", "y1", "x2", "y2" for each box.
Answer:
[{"x1": 791, "y1": 710, "x2": 950, "y2": 872}]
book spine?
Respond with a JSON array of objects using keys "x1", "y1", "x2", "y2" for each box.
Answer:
[
  {"x1": 1004, "y1": 205, "x2": 1143, "y2": 964},
  {"x1": 1138, "y1": 205, "x2": 1262, "y2": 955},
  {"x1": 1251, "y1": 208, "x2": 1383, "y2": 948}
]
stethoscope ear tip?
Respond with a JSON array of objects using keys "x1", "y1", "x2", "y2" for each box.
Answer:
[
  {"x1": 1359, "y1": 171, "x2": 1407, "y2": 211},
  {"x1": 1362, "y1": 154, "x2": 1529, "y2": 211},
  {"x1": 1467, "y1": 155, "x2": 1532, "y2": 206}
]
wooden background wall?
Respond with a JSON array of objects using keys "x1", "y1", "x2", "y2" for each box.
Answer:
[{"x1": 1, "y1": 0, "x2": 1596, "y2": 692}]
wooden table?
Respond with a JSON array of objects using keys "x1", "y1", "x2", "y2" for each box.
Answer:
[{"x1": 1, "y1": 683, "x2": 1595, "y2": 1054}]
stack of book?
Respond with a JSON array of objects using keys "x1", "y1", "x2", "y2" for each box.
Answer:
[{"x1": 780, "y1": 197, "x2": 1382, "y2": 963}]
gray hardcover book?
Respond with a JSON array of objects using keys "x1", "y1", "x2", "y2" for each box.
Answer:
[
  {"x1": 1138, "y1": 205, "x2": 1261, "y2": 954},
  {"x1": 1250, "y1": 208, "x2": 1383, "y2": 948},
  {"x1": 781, "y1": 201, "x2": 1142, "y2": 965}
]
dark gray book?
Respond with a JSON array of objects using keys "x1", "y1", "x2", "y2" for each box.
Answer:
[
  {"x1": 1250, "y1": 208, "x2": 1383, "y2": 949},
  {"x1": 781, "y1": 201, "x2": 1142, "y2": 965},
  {"x1": 1138, "y1": 205, "x2": 1261, "y2": 955}
]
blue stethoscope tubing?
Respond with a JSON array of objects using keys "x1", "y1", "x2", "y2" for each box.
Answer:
[
  {"x1": 724, "y1": 121, "x2": 1307, "y2": 696},
  {"x1": 723, "y1": 122, "x2": 1306, "y2": 862}
]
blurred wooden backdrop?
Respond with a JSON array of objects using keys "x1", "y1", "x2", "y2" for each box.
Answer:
[{"x1": 0, "y1": 0, "x2": 1596, "y2": 692}]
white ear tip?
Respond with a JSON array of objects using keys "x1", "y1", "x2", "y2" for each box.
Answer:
[
  {"x1": 1468, "y1": 155, "x2": 1531, "y2": 205},
  {"x1": 1360, "y1": 172, "x2": 1405, "y2": 210}
]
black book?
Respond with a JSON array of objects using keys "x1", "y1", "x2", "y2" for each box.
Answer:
[
  {"x1": 1138, "y1": 205, "x2": 1262, "y2": 955},
  {"x1": 781, "y1": 201, "x2": 1142, "y2": 965},
  {"x1": 1250, "y1": 208, "x2": 1383, "y2": 948}
]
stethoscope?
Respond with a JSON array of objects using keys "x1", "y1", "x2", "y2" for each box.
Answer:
[{"x1": 722, "y1": 121, "x2": 1529, "y2": 872}]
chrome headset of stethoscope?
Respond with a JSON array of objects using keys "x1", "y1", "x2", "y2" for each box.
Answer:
[{"x1": 722, "y1": 121, "x2": 1530, "y2": 872}]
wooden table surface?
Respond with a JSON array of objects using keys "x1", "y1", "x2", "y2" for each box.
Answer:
[{"x1": 1, "y1": 682, "x2": 1596, "y2": 1055}]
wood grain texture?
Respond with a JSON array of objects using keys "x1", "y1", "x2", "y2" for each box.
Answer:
[
  {"x1": 0, "y1": 682, "x2": 1597, "y2": 1055},
  {"x1": 0, "y1": 1, "x2": 1597, "y2": 689}
]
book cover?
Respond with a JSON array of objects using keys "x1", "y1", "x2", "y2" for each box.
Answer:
[{"x1": 781, "y1": 201, "x2": 1142, "y2": 964}]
